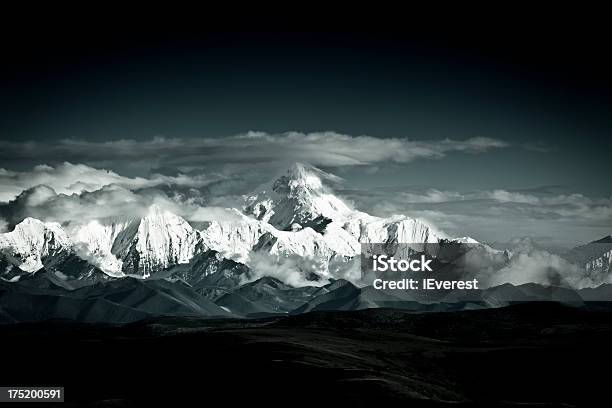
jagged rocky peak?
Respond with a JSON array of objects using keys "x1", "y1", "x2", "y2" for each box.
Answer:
[
  {"x1": 7, "y1": 217, "x2": 70, "y2": 247},
  {"x1": 244, "y1": 162, "x2": 353, "y2": 230},
  {"x1": 0, "y1": 217, "x2": 71, "y2": 273},
  {"x1": 111, "y1": 205, "x2": 207, "y2": 277}
]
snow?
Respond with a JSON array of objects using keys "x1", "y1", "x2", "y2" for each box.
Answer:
[
  {"x1": 241, "y1": 164, "x2": 445, "y2": 258},
  {"x1": 243, "y1": 162, "x2": 353, "y2": 230},
  {"x1": 0, "y1": 205, "x2": 207, "y2": 278},
  {"x1": 111, "y1": 205, "x2": 207, "y2": 276},
  {"x1": 586, "y1": 249, "x2": 612, "y2": 273},
  {"x1": 70, "y1": 219, "x2": 129, "y2": 276},
  {"x1": 0, "y1": 163, "x2": 484, "y2": 284},
  {"x1": 200, "y1": 211, "x2": 271, "y2": 262},
  {"x1": 0, "y1": 217, "x2": 71, "y2": 272}
]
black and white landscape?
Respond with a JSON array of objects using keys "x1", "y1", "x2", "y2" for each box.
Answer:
[
  {"x1": 1, "y1": 163, "x2": 611, "y2": 324},
  {"x1": 2, "y1": 21, "x2": 612, "y2": 407}
]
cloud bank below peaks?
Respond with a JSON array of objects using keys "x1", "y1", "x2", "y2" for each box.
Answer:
[{"x1": 0, "y1": 179, "x2": 243, "y2": 229}]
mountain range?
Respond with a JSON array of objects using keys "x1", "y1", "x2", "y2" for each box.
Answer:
[{"x1": 1, "y1": 163, "x2": 610, "y2": 323}]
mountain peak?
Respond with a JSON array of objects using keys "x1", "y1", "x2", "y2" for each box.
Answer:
[
  {"x1": 11, "y1": 217, "x2": 68, "y2": 242},
  {"x1": 111, "y1": 206, "x2": 205, "y2": 277},
  {"x1": 273, "y1": 163, "x2": 324, "y2": 194},
  {"x1": 286, "y1": 161, "x2": 312, "y2": 174},
  {"x1": 141, "y1": 204, "x2": 186, "y2": 225},
  {"x1": 286, "y1": 162, "x2": 320, "y2": 181},
  {"x1": 244, "y1": 163, "x2": 353, "y2": 230},
  {"x1": 0, "y1": 217, "x2": 71, "y2": 273},
  {"x1": 19, "y1": 217, "x2": 45, "y2": 226},
  {"x1": 281, "y1": 162, "x2": 343, "y2": 189}
]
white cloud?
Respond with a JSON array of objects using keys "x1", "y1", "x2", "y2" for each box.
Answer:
[
  {"x1": 243, "y1": 252, "x2": 330, "y2": 288},
  {"x1": 1, "y1": 159, "x2": 609, "y2": 250},
  {"x1": 487, "y1": 248, "x2": 594, "y2": 289},
  {"x1": 401, "y1": 189, "x2": 465, "y2": 203},
  {"x1": 342, "y1": 186, "x2": 612, "y2": 248},
  {"x1": 358, "y1": 186, "x2": 612, "y2": 224},
  {"x1": 0, "y1": 183, "x2": 241, "y2": 229},
  {"x1": 488, "y1": 190, "x2": 541, "y2": 204},
  {"x1": 0, "y1": 132, "x2": 509, "y2": 176},
  {"x1": 0, "y1": 162, "x2": 222, "y2": 203}
]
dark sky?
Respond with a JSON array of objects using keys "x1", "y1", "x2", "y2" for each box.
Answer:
[
  {"x1": 2, "y1": 18, "x2": 611, "y2": 180},
  {"x1": 3, "y1": 26, "x2": 611, "y2": 143},
  {"x1": 0, "y1": 12, "x2": 610, "y2": 245}
]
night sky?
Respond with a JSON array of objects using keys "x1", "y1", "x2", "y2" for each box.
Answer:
[{"x1": 1, "y1": 13, "x2": 610, "y2": 246}]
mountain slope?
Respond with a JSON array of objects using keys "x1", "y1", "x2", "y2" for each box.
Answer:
[
  {"x1": 243, "y1": 163, "x2": 443, "y2": 247},
  {"x1": 1, "y1": 164, "x2": 449, "y2": 284},
  {"x1": 564, "y1": 235, "x2": 612, "y2": 282},
  {"x1": 244, "y1": 163, "x2": 353, "y2": 231},
  {"x1": 164, "y1": 249, "x2": 250, "y2": 300},
  {"x1": 110, "y1": 205, "x2": 208, "y2": 277},
  {"x1": 0, "y1": 276, "x2": 234, "y2": 323},
  {"x1": 215, "y1": 276, "x2": 319, "y2": 315},
  {"x1": 0, "y1": 218, "x2": 71, "y2": 273}
]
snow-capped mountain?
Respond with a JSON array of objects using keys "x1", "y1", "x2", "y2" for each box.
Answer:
[
  {"x1": 69, "y1": 219, "x2": 131, "y2": 276},
  {"x1": 239, "y1": 163, "x2": 444, "y2": 259},
  {"x1": 200, "y1": 211, "x2": 272, "y2": 262},
  {"x1": 109, "y1": 206, "x2": 207, "y2": 277},
  {"x1": 587, "y1": 250, "x2": 612, "y2": 274},
  {"x1": 0, "y1": 206, "x2": 211, "y2": 280},
  {"x1": 564, "y1": 235, "x2": 612, "y2": 281},
  {"x1": 0, "y1": 218, "x2": 71, "y2": 274},
  {"x1": 0, "y1": 163, "x2": 462, "y2": 285},
  {"x1": 244, "y1": 162, "x2": 353, "y2": 231},
  {"x1": 3, "y1": 162, "x2": 612, "y2": 322},
  {"x1": 68, "y1": 206, "x2": 214, "y2": 278},
  {"x1": 192, "y1": 163, "x2": 450, "y2": 282}
]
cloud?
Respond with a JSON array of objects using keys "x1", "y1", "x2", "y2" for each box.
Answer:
[
  {"x1": 71, "y1": 242, "x2": 124, "y2": 277},
  {"x1": 435, "y1": 238, "x2": 597, "y2": 289},
  {"x1": 1, "y1": 184, "x2": 150, "y2": 225},
  {"x1": 243, "y1": 252, "x2": 331, "y2": 287},
  {"x1": 400, "y1": 189, "x2": 465, "y2": 203},
  {"x1": 0, "y1": 132, "x2": 509, "y2": 176},
  {"x1": 348, "y1": 186, "x2": 612, "y2": 223},
  {"x1": 487, "y1": 190, "x2": 541, "y2": 204},
  {"x1": 2, "y1": 159, "x2": 609, "y2": 251},
  {"x1": 521, "y1": 141, "x2": 556, "y2": 153},
  {"x1": 0, "y1": 183, "x2": 242, "y2": 229},
  {"x1": 340, "y1": 186, "x2": 612, "y2": 248},
  {"x1": 0, "y1": 162, "x2": 225, "y2": 203},
  {"x1": 485, "y1": 247, "x2": 594, "y2": 289}
]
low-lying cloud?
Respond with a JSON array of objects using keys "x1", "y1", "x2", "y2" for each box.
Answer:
[
  {"x1": 0, "y1": 183, "x2": 242, "y2": 230},
  {"x1": 488, "y1": 248, "x2": 590, "y2": 288},
  {"x1": 341, "y1": 186, "x2": 612, "y2": 248},
  {"x1": 244, "y1": 252, "x2": 331, "y2": 288}
]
